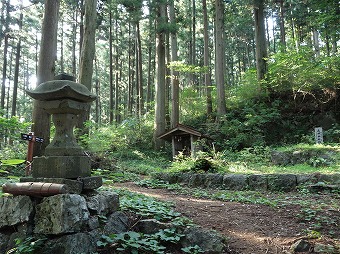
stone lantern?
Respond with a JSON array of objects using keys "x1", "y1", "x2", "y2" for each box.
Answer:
[{"x1": 20, "y1": 75, "x2": 102, "y2": 193}]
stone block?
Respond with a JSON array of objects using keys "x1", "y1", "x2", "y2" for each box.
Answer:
[
  {"x1": 188, "y1": 174, "x2": 205, "y2": 187},
  {"x1": 318, "y1": 173, "x2": 340, "y2": 184},
  {"x1": 267, "y1": 174, "x2": 297, "y2": 192},
  {"x1": 0, "y1": 195, "x2": 33, "y2": 229},
  {"x1": 41, "y1": 233, "x2": 96, "y2": 254},
  {"x1": 181, "y1": 226, "x2": 225, "y2": 254},
  {"x1": 103, "y1": 211, "x2": 129, "y2": 235},
  {"x1": 177, "y1": 173, "x2": 191, "y2": 185},
  {"x1": 34, "y1": 194, "x2": 89, "y2": 234},
  {"x1": 84, "y1": 191, "x2": 119, "y2": 215},
  {"x1": 81, "y1": 176, "x2": 103, "y2": 190},
  {"x1": 135, "y1": 219, "x2": 170, "y2": 234},
  {"x1": 32, "y1": 156, "x2": 91, "y2": 178},
  {"x1": 204, "y1": 174, "x2": 223, "y2": 188},
  {"x1": 248, "y1": 174, "x2": 268, "y2": 190},
  {"x1": 20, "y1": 177, "x2": 83, "y2": 194},
  {"x1": 296, "y1": 174, "x2": 316, "y2": 185},
  {"x1": 222, "y1": 174, "x2": 248, "y2": 190},
  {"x1": 0, "y1": 233, "x2": 10, "y2": 254}
]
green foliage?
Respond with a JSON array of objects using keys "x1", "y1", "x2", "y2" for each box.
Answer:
[
  {"x1": 0, "y1": 116, "x2": 31, "y2": 145},
  {"x1": 92, "y1": 168, "x2": 139, "y2": 183},
  {"x1": 168, "y1": 61, "x2": 209, "y2": 74},
  {"x1": 116, "y1": 189, "x2": 181, "y2": 222},
  {"x1": 181, "y1": 245, "x2": 204, "y2": 253},
  {"x1": 0, "y1": 159, "x2": 25, "y2": 167},
  {"x1": 98, "y1": 227, "x2": 184, "y2": 254},
  {"x1": 82, "y1": 116, "x2": 154, "y2": 153},
  {"x1": 7, "y1": 237, "x2": 47, "y2": 254},
  {"x1": 265, "y1": 48, "x2": 340, "y2": 92}
]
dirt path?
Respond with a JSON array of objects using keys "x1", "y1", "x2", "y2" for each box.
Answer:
[{"x1": 114, "y1": 182, "x2": 310, "y2": 254}]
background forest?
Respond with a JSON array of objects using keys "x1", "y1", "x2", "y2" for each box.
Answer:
[{"x1": 0, "y1": 0, "x2": 339, "y2": 171}]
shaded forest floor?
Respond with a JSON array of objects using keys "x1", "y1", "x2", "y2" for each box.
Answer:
[{"x1": 114, "y1": 181, "x2": 340, "y2": 254}]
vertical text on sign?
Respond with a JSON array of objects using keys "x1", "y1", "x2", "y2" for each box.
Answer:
[{"x1": 314, "y1": 127, "x2": 323, "y2": 144}]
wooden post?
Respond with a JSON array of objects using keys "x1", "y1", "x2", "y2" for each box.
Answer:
[{"x1": 21, "y1": 132, "x2": 44, "y2": 176}]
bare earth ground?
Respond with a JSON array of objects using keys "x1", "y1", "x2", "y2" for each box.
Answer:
[{"x1": 114, "y1": 182, "x2": 340, "y2": 254}]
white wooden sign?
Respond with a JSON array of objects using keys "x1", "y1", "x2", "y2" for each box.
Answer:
[{"x1": 314, "y1": 127, "x2": 323, "y2": 144}]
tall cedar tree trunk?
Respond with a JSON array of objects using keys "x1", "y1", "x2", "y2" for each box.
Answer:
[
  {"x1": 154, "y1": 2, "x2": 166, "y2": 149},
  {"x1": 192, "y1": 0, "x2": 196, "y2": 89},
  {"x1": 279, "y1": 0, "x2": 286, "y2": 49},
  {"x1": 32, "y1": 0, "x2": 60, "y2": 156},
  {"x1": 115, "y1": 17, "x2": 120, "y2": 123},
  {"x1": 12, "y1": 10, "x2": 23, "y2": 117},
  {"x1": 169, "y1": 1, "x2": 179, "y2": 128},
  {"x1": 109, "y1": 8, "x2": 114, "y2": 123},
  {"x1": 136, "y1": 21, "x2": 143, "y2": 117},
  {"x1": 253, "y1": 0, "x2": 268, "y2": 81},
  {"x1": 165, "y1": 28, "x2": 171, "y2": 128},
  {"x1": 146, "y1": 0, "x2": 153, "y2": 113},
  {"x1": 1, "y1": 0, "x2": 9, "y2": 110},
  {"x1": 312, "y1": 29, "x2": 320, "y2": 57},
  {"x1": 77, "y1": 0, "x2": 97, "y2": 131},
  {"x1": 202, "y1": 0, "x2": 212, "y2": 116},
  {"x1": 215, "y1": 0, "x2": 227, "y2": 116},
  {"x1": 72, "y1": 10, "x2": 77, "y2": 77},
  {"x1": 127, "y1": 23, "x2": 132, "y2": 115}
]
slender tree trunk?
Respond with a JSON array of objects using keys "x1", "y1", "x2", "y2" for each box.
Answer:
[
  {"x1": 331, "y1": 34, "x2": 337, "y2": 55},
  {"x1": 169, "y1": 0, "x2": 179, "y2": 127},
  {"x1": 279, "y1": 0, "x2": 286, "y2": 49},
  {"x1": 253, "y1": 0, "x2": 268, "y2": 81},
  {"x1": 60, "y1": 19, "x2": 64, "y2": 73},
  {"x1": 1, "y1": 34, "x2": 8, "y2": 111},
  {"x1": 215, "y1": 0, "x2": 227, "y2": 116},
  {"x1": 72, "y1": 10, "x2": 77, "y2": 77},
  {"x1": 146, "y1": 0, "x2": 153, "y2": 113},
  {"x1": 154, "y1": 2, "x2": 166, "y2": 149},
  {"x1": 136, "y1": 21, "x2": 143, "y2": 117},
  {"x1": 79, "y1": 0, "x2": 84, "y2": 58},
  {"x1": 1, "y1": 0, "x2": 10, "y2": 110},
  {"x1": 165, "y1": 29, "x2": 171, "y2": 128},
  {"x1": 12, "y1": 10, "x2": 23, "y2": 117},
  {"x1": 77, "y1": 0, "x2": 97, "y2": 131},
  {"x1": 127, "y1": 22, "x2": 132, "y2": 115},
  {"x1": 192, "y1": 0, "x2": 197, "y2": 89},
  {"x1": 203, "y1": 0, "x2": 212, "y2": 116},
  {"x1": 115, "y1": 17, "x2": 120, "y2": 123},
  {"x1": 312, "y1": 29, "x2": 320, "y2": 57},
  {"x1": 109, "y1": 8, "x2": 114, "y2": 123},
  {"x1": 32, "y1": 0, "x2": 60, "y2": 156}
]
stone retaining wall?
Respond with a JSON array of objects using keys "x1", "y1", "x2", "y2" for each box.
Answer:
[
  {"x1": 154, "y1": 172, "x2": 340, "y2": 192},
  {"x1": 0, "y1": 191, "x2": 122, "y2": 253}
]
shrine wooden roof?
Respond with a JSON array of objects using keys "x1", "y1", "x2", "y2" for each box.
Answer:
[{"x1": 158, "y1": 124, "x2": 204, "y2": 142}]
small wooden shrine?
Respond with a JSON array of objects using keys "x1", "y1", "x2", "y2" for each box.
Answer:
[{"x1": 158, "y1": 124, "x2": 205, "y2": 158}]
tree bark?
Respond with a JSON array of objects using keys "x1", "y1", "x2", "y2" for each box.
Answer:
[
  {"x1": 253, "y1": 0, "x2": 268, "y2": 81},
  {"x1": 169, "y1": 0, "x2": 179, "y2": 128},
  {"x1": 12, "y1": 10, "x2": 23, "y2": 117},
  {"x1": 279, "y1": 0, "x2": 286, "y2": 49},
  {"x1": 77, "y1": 0, "x2": 97, "y2": 131},
  {"x1": 1, "y1": 0, "x2": 10, "y2": 111},
  {"x1": 215, "y1": 0, "x2": 227, "y2": 116},
  {"x1": 154, "y1": 2, "x2": 166, "y2": 149},
  {"x1": 109, "y1": 8, "x2": 114, "y2": 123},
  {"x1": 136, "y1": 21, "x2": 143, "y2": 117},
  {"x1": 203, "y1": 0, "x2": 212, "y2": 116},
  {"x1": 32, "y1": 0, "x2": 60, "y2": 156}
]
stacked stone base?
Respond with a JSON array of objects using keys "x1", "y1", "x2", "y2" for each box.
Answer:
[
  {"x1": 20, "y1": 176, "x2": 103, "y2": 194},
  {"x1": 155, "y1": 172, "x2": 340, "y2": 192},
  {"x1": 0, "y1": 191, "x2": 125, "y2": 254}
]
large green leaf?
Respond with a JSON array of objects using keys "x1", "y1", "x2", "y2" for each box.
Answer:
[{"x1": 1, "y1": 159, "x2": 25, "y2": 166}]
